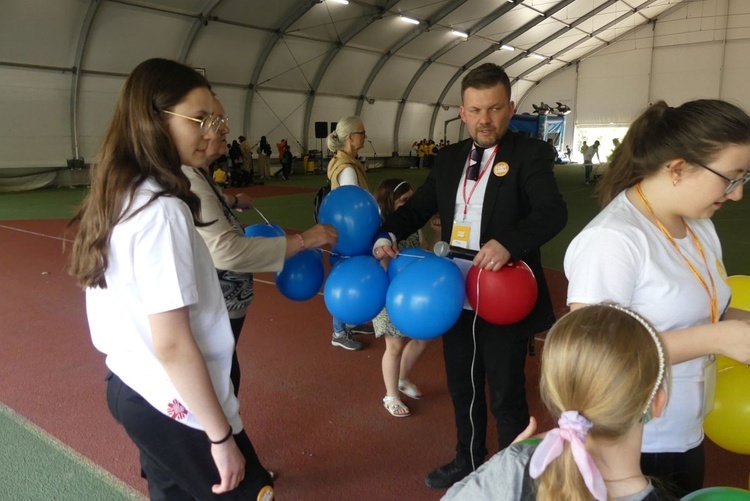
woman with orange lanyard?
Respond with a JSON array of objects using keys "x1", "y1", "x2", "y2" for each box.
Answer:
[{"x1": 564, "y1": 99, "x2": 750, "y2": 498}]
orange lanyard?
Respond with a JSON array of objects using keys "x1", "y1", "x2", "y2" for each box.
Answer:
[
  {"x1": 462, "y1": 145, "x2": 498, "y2": 219},
  {"x1": 635, "y1": 183, "x2": 719, "y2": 323}
]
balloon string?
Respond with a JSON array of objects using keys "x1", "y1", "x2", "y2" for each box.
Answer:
[
  {"x1": 252, "y1": 206, "x2": 271, "y2": 224},
  {"x1": 321, "y1": 250, "x2": 430, "y2": 259}
]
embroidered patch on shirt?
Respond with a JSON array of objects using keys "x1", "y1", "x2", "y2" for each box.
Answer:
[{"x1": 167, "y1": 399, "x2": 188, "y2": 420}]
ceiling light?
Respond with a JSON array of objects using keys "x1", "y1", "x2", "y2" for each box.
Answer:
[
  {"x1": 527, "y1": 52, "x2": 545, "y2": 60},
  {"x1": 500, "y1": 44, "x2": 515, "y2": 51},
  {"x1": 328, "y1": 0, "x2": 349, "y2": 3},
  {"x1": 451, "y1": 30, "x2": 469, "y2": 38},
  {"x1": 400, "y1": 15, "x2": 420, "y2": 25}
]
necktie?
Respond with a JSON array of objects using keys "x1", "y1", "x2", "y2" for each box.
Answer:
[{"x1": 467, "y1": 146, "x2": 484, "y2": 181}]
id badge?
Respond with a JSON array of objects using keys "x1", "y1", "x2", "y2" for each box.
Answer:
[
  {"x1": 451, "y1": 222, "x2": 471, "y2": 249},
  {"x1": 702, "y1": 355, "x2": 717, "y2": 418}
]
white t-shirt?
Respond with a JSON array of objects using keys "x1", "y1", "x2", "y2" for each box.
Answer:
[
  {"x1": 336, "y1": 166, "x2": 359, "y2": 187},
  {"x1": 564, "y1": 190, "x2": 731, "y2": 453},
  {"x1": 86, "y1": 177, "x2": 241, "y2": 432}
]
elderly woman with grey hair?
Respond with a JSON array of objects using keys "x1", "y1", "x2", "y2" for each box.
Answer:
[{"x1": 325, "y1": 115, "x2": 373, "y2": 351}]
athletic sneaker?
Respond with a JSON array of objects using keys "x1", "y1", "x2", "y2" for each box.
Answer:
[
  {"x1": 349, "y1": 323, "x2": 375, "y2": 335},
  {"x1": 331, "y1": 330, "x2": 363, "y2": 351}
]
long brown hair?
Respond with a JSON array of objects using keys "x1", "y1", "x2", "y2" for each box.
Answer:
[
  {"x1": 598, "y1": 99, "x2": 750, "y2": 206},
  {"x1": 374, "y1": 178, "x2": 412, "y2": 222},
  {"x1": 536, "y1": 304, "x2": 667, "y2": 501},
  {"x1": 68, "y1": 58, "x2": 210, "y2": 289}
]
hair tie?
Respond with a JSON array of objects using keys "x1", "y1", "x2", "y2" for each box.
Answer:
[
  {"x1": 529, "y1": 411, "x2": 606, "y2": 501},
  {"x1": 332, "y1": 132, "x2": 339, "y2": 139},
  {"x1": 602, "y1": 303, "x2": 665, "y2": 415},
  {"x1": 393, "y1": 181, "x2": 408, "y2": 194}
]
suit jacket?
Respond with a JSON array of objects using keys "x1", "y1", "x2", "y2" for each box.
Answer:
[{"x1": 381, "y1": 131, "x2": 567, "y2": 338}]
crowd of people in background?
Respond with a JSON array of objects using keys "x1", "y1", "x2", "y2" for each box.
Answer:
[
  {"x1": 410, "y1": 138, "x2": 451, "y2": 169},
  {"x1": 209, "y1": 135, "x2": 302, "y2": 186}
]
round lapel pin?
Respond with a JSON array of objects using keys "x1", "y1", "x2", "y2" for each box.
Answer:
[{"x1": 493, "y1": 162, "x2": 509, "y2": 177}]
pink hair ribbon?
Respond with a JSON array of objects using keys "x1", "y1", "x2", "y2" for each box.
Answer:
[{"x1": 528, "y1": 411, "x2": 607, "y2": 501}]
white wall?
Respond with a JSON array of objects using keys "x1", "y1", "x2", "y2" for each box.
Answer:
[{"x1": 520, "y1": 0, "x2": 750, "y2": 144}]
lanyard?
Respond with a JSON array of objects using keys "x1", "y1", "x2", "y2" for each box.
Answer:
[
  {"x1": 462, "y1": 145, "x2": 498, "y2": 220},
  {"x1": 635, "y1": 182, "x2": 719, "y2": 323}
]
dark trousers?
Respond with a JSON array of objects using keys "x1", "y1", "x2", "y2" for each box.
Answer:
[
  {"x1": 584, "y1": 162, "x2": 593, "y2": 181},
  {"x1": 106, "y1": 373, "x2": 272, "y2": 500},
  {"x1": 641, "y1": 442, "x2": 705, "y2": 498},
  {"x1": 229, "y1": 315, "x2": 246, "y2": 396},
  {"x1": 443, "y1": 311, "x2": 530, "y2": 466}
]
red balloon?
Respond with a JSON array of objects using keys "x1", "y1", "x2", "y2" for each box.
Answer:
[{"x1": 465, "y1": 261, "x2": 538, "y2": 325}]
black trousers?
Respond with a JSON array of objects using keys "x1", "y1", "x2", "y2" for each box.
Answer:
[
  {"x1": 443, "y1": 311, "x2": 530, "y2": 466},
  {"x1": 229, "y1": 315, "x2": 246, "y2": 396},
  {"x1": 107, "y1": 373, "x2": 272, "y2": 500},
  {"x1": 641, "y1": 442, "x2": 705, "y2": 498}
]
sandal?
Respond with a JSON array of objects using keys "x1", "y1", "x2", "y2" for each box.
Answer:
[
  {"x1": 383, "y1": 395, "x2": 410, "y2": 418},
  {"x1": 398, "y1": 379, "x2": 422, "y2": 400}
]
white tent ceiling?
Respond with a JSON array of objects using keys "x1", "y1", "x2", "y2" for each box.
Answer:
[{"x1": 1, "y1": 0, "x2": 743, "y2": 167}]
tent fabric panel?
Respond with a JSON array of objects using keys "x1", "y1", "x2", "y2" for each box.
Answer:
[
  {"x1": 368, "y1": 57, "x2": 423, "y2": 101},
  {"x1": 81, "y1": 2, "x2": 191, "y2": 74},
  {"x1": 407, "y1": 63, "x2": 462, "y2": 104},
  {"x1": 0, "y1": 0, "x2": 88, "y2": 66},
  {"x1": 318, "y1": 49, "x2": 382, "y2": 96},
  {"x1": 185, "y1": 23, "x2": 270, "y2": 84},
  {"x1": 0, "y1": 68, "x2": 71, "y2": 168},
  {"x1": 256, "y1": 37, "x2": 331, "y2": 91}
]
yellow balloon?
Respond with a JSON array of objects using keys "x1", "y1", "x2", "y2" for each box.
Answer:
[
  {"x1": 717, "y1": 355, "x2": 738, "y2": 371},
  {"x1": 704, "y1": 363, "x2": 750, "y2": 454},
  {"x1": 728, "y1": 275, "x2": 750, "y2": 311}
]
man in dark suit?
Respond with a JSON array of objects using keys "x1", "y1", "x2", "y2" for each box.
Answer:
[{"x1": 373, "y1": 63, "x2": 567, "y2": 489}]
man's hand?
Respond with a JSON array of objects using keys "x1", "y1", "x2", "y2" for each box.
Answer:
[{"x1": 474, "y1": 239, "x2": 511, "y2": 271}]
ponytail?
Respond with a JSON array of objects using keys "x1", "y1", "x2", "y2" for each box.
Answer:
[{"x1": 598, "y1": 99, "x2": 750, "y2": 207}]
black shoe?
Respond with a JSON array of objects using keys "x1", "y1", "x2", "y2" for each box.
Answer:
[{"x1": 424, "y1": 456, "x2": 474, "y2": 489}]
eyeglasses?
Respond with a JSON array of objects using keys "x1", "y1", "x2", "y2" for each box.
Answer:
[
  {"x1": 693, "y1": 161, "x2": 750, "y2": 196},
  {"x1": 161, "y1": 110, "x2": 227, "y2": 135}
]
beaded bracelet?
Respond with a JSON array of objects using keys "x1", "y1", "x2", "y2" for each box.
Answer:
[{"x1": 209, "y1": 426, "x2": 233, "y2": 445}]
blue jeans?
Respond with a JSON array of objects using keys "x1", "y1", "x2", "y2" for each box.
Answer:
[{"x1": 333, "y1": 317, "x2": 346, "y2": 335}]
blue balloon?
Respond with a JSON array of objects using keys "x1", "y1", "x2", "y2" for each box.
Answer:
[
  {"x1": 317, "y1": 185, "x2": 380, "y2": 256},
  {"x1": 244, "y1": 223, "x2": 285, "y2": 238},
  {"x1": 324, "y1": 255, "x2": 388, "y2": 325},
  {"x1": 386, "y1": 257, "x2": 465, "y2": 340},
  {"x1": 275, "y1": 249, "x2": 325, "y2": 301},
  {"x1": 387, "y1": 248, "x2": 436, "y2": 281}
]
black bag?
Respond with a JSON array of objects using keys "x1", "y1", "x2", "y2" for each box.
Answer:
[{"x1": 313, "y1": 182, "x2": 331, "y2": 223}]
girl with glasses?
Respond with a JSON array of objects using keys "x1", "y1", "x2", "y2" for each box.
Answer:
[
  {"x1": 443, "y1": 304, "x2": 674, "y2": 501},
  {"x1": 564, "y1": 99, "x2": 750, "y2": 497},
  {"x1": 68, "y1": 58, "x2": 273, "y2": 499}
]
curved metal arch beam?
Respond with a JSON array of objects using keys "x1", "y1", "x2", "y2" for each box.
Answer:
[
  {"x1": 511, "y1": 0, "x2": 660, "y2": 88},
  {"x1": 427, "y1": 0, "x2": 576, "y2": 138},
  {"x1": 354, "y1": 0, "x2": 468, "y2": 119},
  {"x1": 69, "y1": 0, "x2": 102, "y2": 160},
  {"x1": 501, "y1": 0, "x2": 618, "y2": 71},
  {"x1": 392, "y1": 0, "x2": 522, "y2": 151},
  {"x1": 177, "y1": 0, "x2": 225, "y2": 63},
  {"x1": 242, "y1": 0, "x2": 322, "y2": 138},
  {"x1": 301, "y1": 0, "x2": 402, "y2": 150}
]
